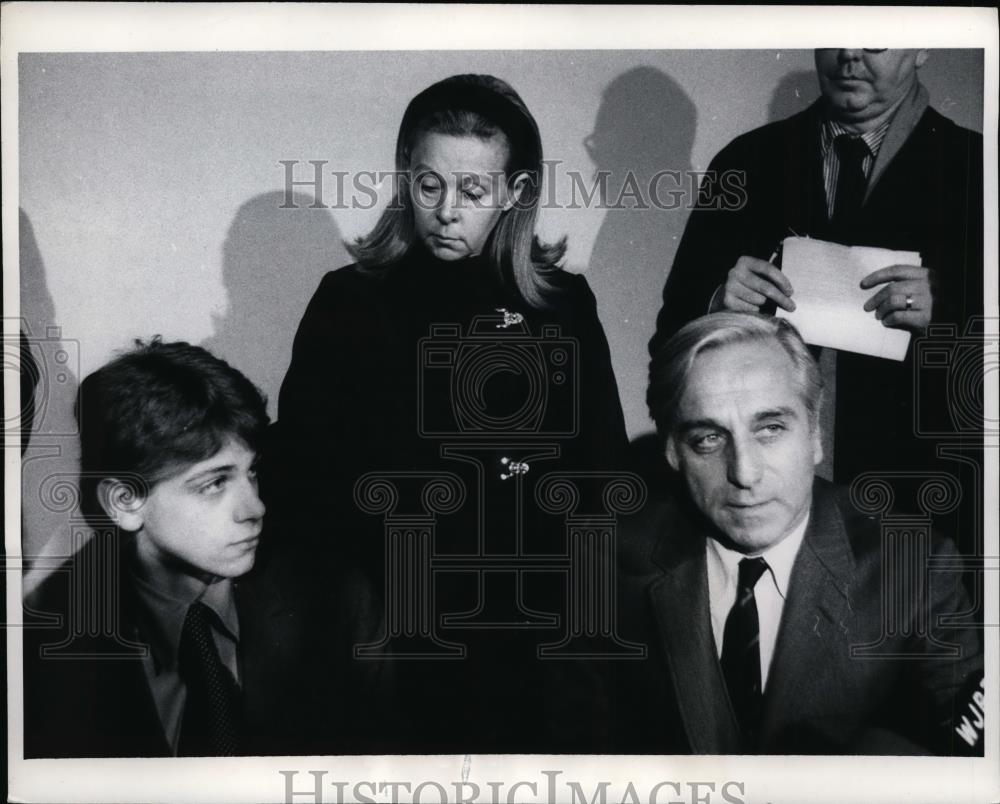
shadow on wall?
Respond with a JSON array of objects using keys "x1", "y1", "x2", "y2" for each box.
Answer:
[
  {"x1": 614, "y1": 67, "x2": 819, "y2": 493},
  {"x1": 585, "y1": 66, "x2": 696, "y2": 446},
  {"x1": 768, "y1": 69, "x2": 819, "y2": 123},
  {"x1": 201, "y1": 191, "x2": 350, "y2": 418},
  {"x1": 19, "y1": 208, "x2": 85, "y2": 591}
]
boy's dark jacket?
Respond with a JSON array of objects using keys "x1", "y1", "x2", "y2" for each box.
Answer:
[{"x1": 22, "y1": 533, "x2": 389, "y2": 757}]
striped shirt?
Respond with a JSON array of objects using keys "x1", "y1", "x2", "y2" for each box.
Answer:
[{"x1": 820, "y1": 117, "x2": 893, "y2": 218}]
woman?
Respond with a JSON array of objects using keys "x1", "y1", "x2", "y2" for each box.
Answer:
[{"x1": 271, "y1": 74, "x2": 627, "y2": 751}]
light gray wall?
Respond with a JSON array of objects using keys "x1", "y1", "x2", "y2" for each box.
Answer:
[{"x1": 18, "y1": 50, "x2": 984, "y2": 565}]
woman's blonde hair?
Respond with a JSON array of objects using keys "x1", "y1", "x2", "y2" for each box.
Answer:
[{"x1": 347, "y1": 74, "x2": 566, "y2": 309}]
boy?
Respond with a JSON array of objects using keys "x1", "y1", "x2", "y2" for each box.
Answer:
[{"x1": 23, "y1": 340, "x2": 360, "y2": 757}]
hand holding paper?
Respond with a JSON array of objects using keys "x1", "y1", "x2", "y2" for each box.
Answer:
[
  {"x1": 860, "y1": 263, "x2": 936, "y2": 333},
  {"x1": 719, "y1": 255, "x2": 796, "y2": 313},
  {"x1": 774, "y1": 236, "x2": 920, "y2": 361}
]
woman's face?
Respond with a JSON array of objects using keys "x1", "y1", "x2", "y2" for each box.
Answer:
[{"x1": 409, "y1": 132, "x2": 523, "y2": 261}]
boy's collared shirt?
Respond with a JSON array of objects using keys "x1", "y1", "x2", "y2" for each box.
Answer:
[{"x1": 130, "y1": 561, "x2": 240, "y2": 756}]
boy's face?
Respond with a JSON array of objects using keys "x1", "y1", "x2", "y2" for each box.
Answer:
[{"x1": 129, "y1": 437, "x2": 265, "y2": 583}]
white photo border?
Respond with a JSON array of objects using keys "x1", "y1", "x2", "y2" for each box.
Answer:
[{"x1": 3, "y1": 4, "x2": 997, "y2": 804}]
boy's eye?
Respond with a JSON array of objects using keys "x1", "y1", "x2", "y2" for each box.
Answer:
[{"x1": 198, "y1": 476, "x2": 228, "y2": 495}]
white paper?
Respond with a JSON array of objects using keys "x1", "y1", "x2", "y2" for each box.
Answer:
[{"x1": 775, "y1": 236, "x2": 919, "y2": 361}]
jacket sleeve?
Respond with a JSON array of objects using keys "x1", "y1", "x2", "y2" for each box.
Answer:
[
  {"x1": 649, "y1": 145, "x2": 753, "y2": 356},
  {"x1": 649, "y1": 132, "x2": 795, "y2": 357},
  {"x1": 931, "y1": 127, "x2": 983, "y2": 329},
  {"x1": 905, "y1": 534, "x2": 984, "y2": 756},
  {"x1": 265, "y1": 269, "x2": 393, "y2": 551}
]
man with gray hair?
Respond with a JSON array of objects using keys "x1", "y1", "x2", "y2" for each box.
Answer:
[{"x1": 605, "y1": 312, "x2": 982, "y2": 755}]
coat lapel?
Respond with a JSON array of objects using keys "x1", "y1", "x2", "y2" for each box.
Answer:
[
  {"x1": 234, "y1": 554, "x2": 304, "y2": 726},
  {"x1": 758, "y1": 482, "x2": 855, "y2": 747},
  {"x1": 647, "y1": 510, "x2": 742, "y2": 754}
]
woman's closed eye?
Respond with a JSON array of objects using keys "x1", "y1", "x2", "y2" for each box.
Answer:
[{"x1": 419, "y1": 180, "x2": 442, "y2": 197}]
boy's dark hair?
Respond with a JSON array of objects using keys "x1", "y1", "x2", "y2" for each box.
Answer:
[{"x1": 76, "y1": 338, "x2": 268, "y2": 521}]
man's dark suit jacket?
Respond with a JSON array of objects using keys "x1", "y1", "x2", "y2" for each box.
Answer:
[
  {"x1": 22, "y1": 534, "x2": 389, "y2": 757},
  {"x1": 650, "y1": 95, "x2": 984, "y2": 489},
  {"x1": 600, "y1": 479, "x2": 983, "y2": 755}
]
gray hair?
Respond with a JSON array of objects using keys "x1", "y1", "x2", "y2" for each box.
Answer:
[{"x1": 647, "y1": 312, "x2": 824, "y2": 438}]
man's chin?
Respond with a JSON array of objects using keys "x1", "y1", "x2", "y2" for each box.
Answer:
[
  {"x1": 825, "y1": 89, "x2": 874, "y2": 114},
  {"x1": 716, "y1": 517, "x2": 784, "y2": 554}
]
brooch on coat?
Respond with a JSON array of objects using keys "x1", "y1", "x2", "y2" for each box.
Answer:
[{"x1": 495, "y1": 308, "x2": 524, "y2": 329}]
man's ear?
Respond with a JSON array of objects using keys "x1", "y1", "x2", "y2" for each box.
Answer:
[
  {"x1": 811, "y1": 420, "x2": 824, "y2": 467},
  {"x1": 914, "y1": 49, "x2": 929, "y2": 69},
  {"x1": 665, "y1": 436, "x2": 681, "y2": 472},
  {"x1": 501, "y1": 171, "x2": 530, "y2": 212},
  {"x1": 97, "y1": 478, "x2": 146, "y2": 532}
]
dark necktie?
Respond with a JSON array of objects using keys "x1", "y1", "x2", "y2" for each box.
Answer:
[
  {"x1": 177, "y1": 601, "x2": 241, "y2": 756},
  {"x1": 832, "y1": 134, "x2": 870, "y2": 229},
  {"x1": 720, "y1": 556, "x2": 769, "y2": 750}
]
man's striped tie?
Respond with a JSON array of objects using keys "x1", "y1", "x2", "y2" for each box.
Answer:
[{"x1": 720, "y1": 556, "x2": 769, "y2": 750}]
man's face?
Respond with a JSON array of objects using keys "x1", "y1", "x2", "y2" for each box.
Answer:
[
  {"x1": 814, "y1": 49, "x2": 928, "y2": 128},
  {"x1": 666, "y1": 340, "x2": 822, "y2": 554},
  {"x1": 409, "y1": 132, "x2": 522, "y2": 261},
  {"x1": 128, "y1": 437, "x2": 265, "y2": 583}
]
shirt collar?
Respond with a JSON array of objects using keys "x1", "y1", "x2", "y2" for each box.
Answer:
[
  {"x1": 129, "y1": 552, "x2": 239, "y2": 673},
  {"x1": 821, "y1": 115, "x2": 893, "y2": 160},
  {"x1": 706, "y1": 511, "x2": 810, "y2": 600}
]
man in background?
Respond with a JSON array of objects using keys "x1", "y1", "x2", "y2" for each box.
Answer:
[{"x1": 650, "y1": 50, "x2": 983, "y2": 505}]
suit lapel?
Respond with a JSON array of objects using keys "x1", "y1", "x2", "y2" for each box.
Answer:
[
  {"x1": 647, "y1": 509, "x2": 742, "y2": 754},
  {"x1": 234, "y1": 557, "x2": 301, "y2": 720},
  {"x1": 789, "y1": 101, "x2": 831, "y2": 235},
  {"x1": 758, "y1": 482, "x2": 855, "y2": 747},
  {"x1": 90, "y1": 549, "x2": 171, "y2": 757}
]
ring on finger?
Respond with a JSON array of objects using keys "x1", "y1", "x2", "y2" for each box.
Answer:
[{"x1": 905, "y1": 295, "x2": 914, "y2": 311}]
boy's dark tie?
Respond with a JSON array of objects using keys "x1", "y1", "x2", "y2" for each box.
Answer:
[
  {"x1": 720, "y1": 556, "x2": 769, "y2": 750},
  {"x1": 177, "y1": 601, "x2": 241, "y2": 756},
  {"x1": 832, "y1": 134, "x2": 870, "y2": 229}
]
